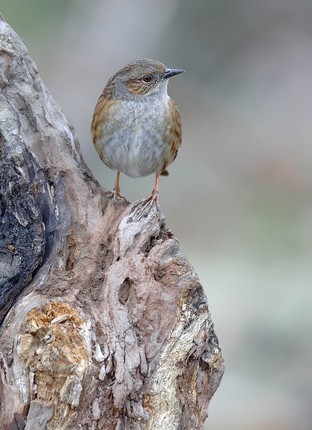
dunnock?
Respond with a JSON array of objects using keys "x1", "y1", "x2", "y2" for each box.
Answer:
[{"x1": 91, "y1": 59, "x2": 184, "y2": 206}]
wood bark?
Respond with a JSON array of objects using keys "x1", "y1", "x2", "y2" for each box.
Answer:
[{"x1": 0, "y1": 17, "x2": 224, "y2": 430}]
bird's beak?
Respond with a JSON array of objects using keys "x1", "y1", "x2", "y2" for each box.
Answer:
[{"x1": 163, "y1": 68, "x2": 185, "y2": 79}]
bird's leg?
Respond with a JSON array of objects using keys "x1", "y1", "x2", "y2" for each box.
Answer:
[
  {"x1": 132, "y1": 174, "x2": 160, "y2": 219},
  {"x1": 113, "y1": 170, "x2": 122, "y2": 198},
  {"x1": 148, "y1": 174, "x2": 159, "y2": 208},
  {"x1": 138, "y1": 174, "x2": 159, "y2": 208}
]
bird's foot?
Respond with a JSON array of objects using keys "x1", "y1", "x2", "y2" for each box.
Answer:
[
  {"x1": 131, "y1": 192, "x2": 160, "y2": 220},
  {"x1": 142, "y1": 190, "x2": 160, "y2": 210},
  {"x1": 111, "y1": 187, "x2": 125, "y2": 201}
]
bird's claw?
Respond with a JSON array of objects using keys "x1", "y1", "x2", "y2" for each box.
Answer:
[{"x1": 131, "y1": 193, "x2": 160, "y2": 220}]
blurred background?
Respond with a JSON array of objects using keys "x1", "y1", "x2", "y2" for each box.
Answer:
[{"x1": 1, "y1": 0, "x2": 311, "y2": 428}]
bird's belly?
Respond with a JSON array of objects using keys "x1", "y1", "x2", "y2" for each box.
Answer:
[{"x1": 104, "y1": 131, "x2": 166, "y2": 178}]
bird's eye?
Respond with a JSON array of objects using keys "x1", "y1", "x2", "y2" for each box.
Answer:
[{"x1": 142, "y1": 74, "x2": 152, "y2": 83}]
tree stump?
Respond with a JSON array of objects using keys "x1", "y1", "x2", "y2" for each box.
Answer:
[{"x1": 0, "y1": 17, "x2": 224, "y2": 430}]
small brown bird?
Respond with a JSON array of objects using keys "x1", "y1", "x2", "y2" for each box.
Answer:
[{"x1": 91, "y1": 58, "x2": 184, "y2": 206}]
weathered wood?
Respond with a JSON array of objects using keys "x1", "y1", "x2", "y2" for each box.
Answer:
[{"x1": 0, "y1": 16, "x2": 224, "y2": 430}]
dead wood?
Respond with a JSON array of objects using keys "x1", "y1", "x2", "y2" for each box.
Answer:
[{"x1": 0, "y1": 16, "x2": 224, "y2": 430}]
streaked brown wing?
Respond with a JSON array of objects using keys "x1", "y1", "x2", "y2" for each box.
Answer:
[{"x1": 161, "y1": 98, "x2": 182, "y2": 174}]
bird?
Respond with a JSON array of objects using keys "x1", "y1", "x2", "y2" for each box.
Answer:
[{"x1": 91, "y1": 58, "x2": 184, "y2": 207}]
